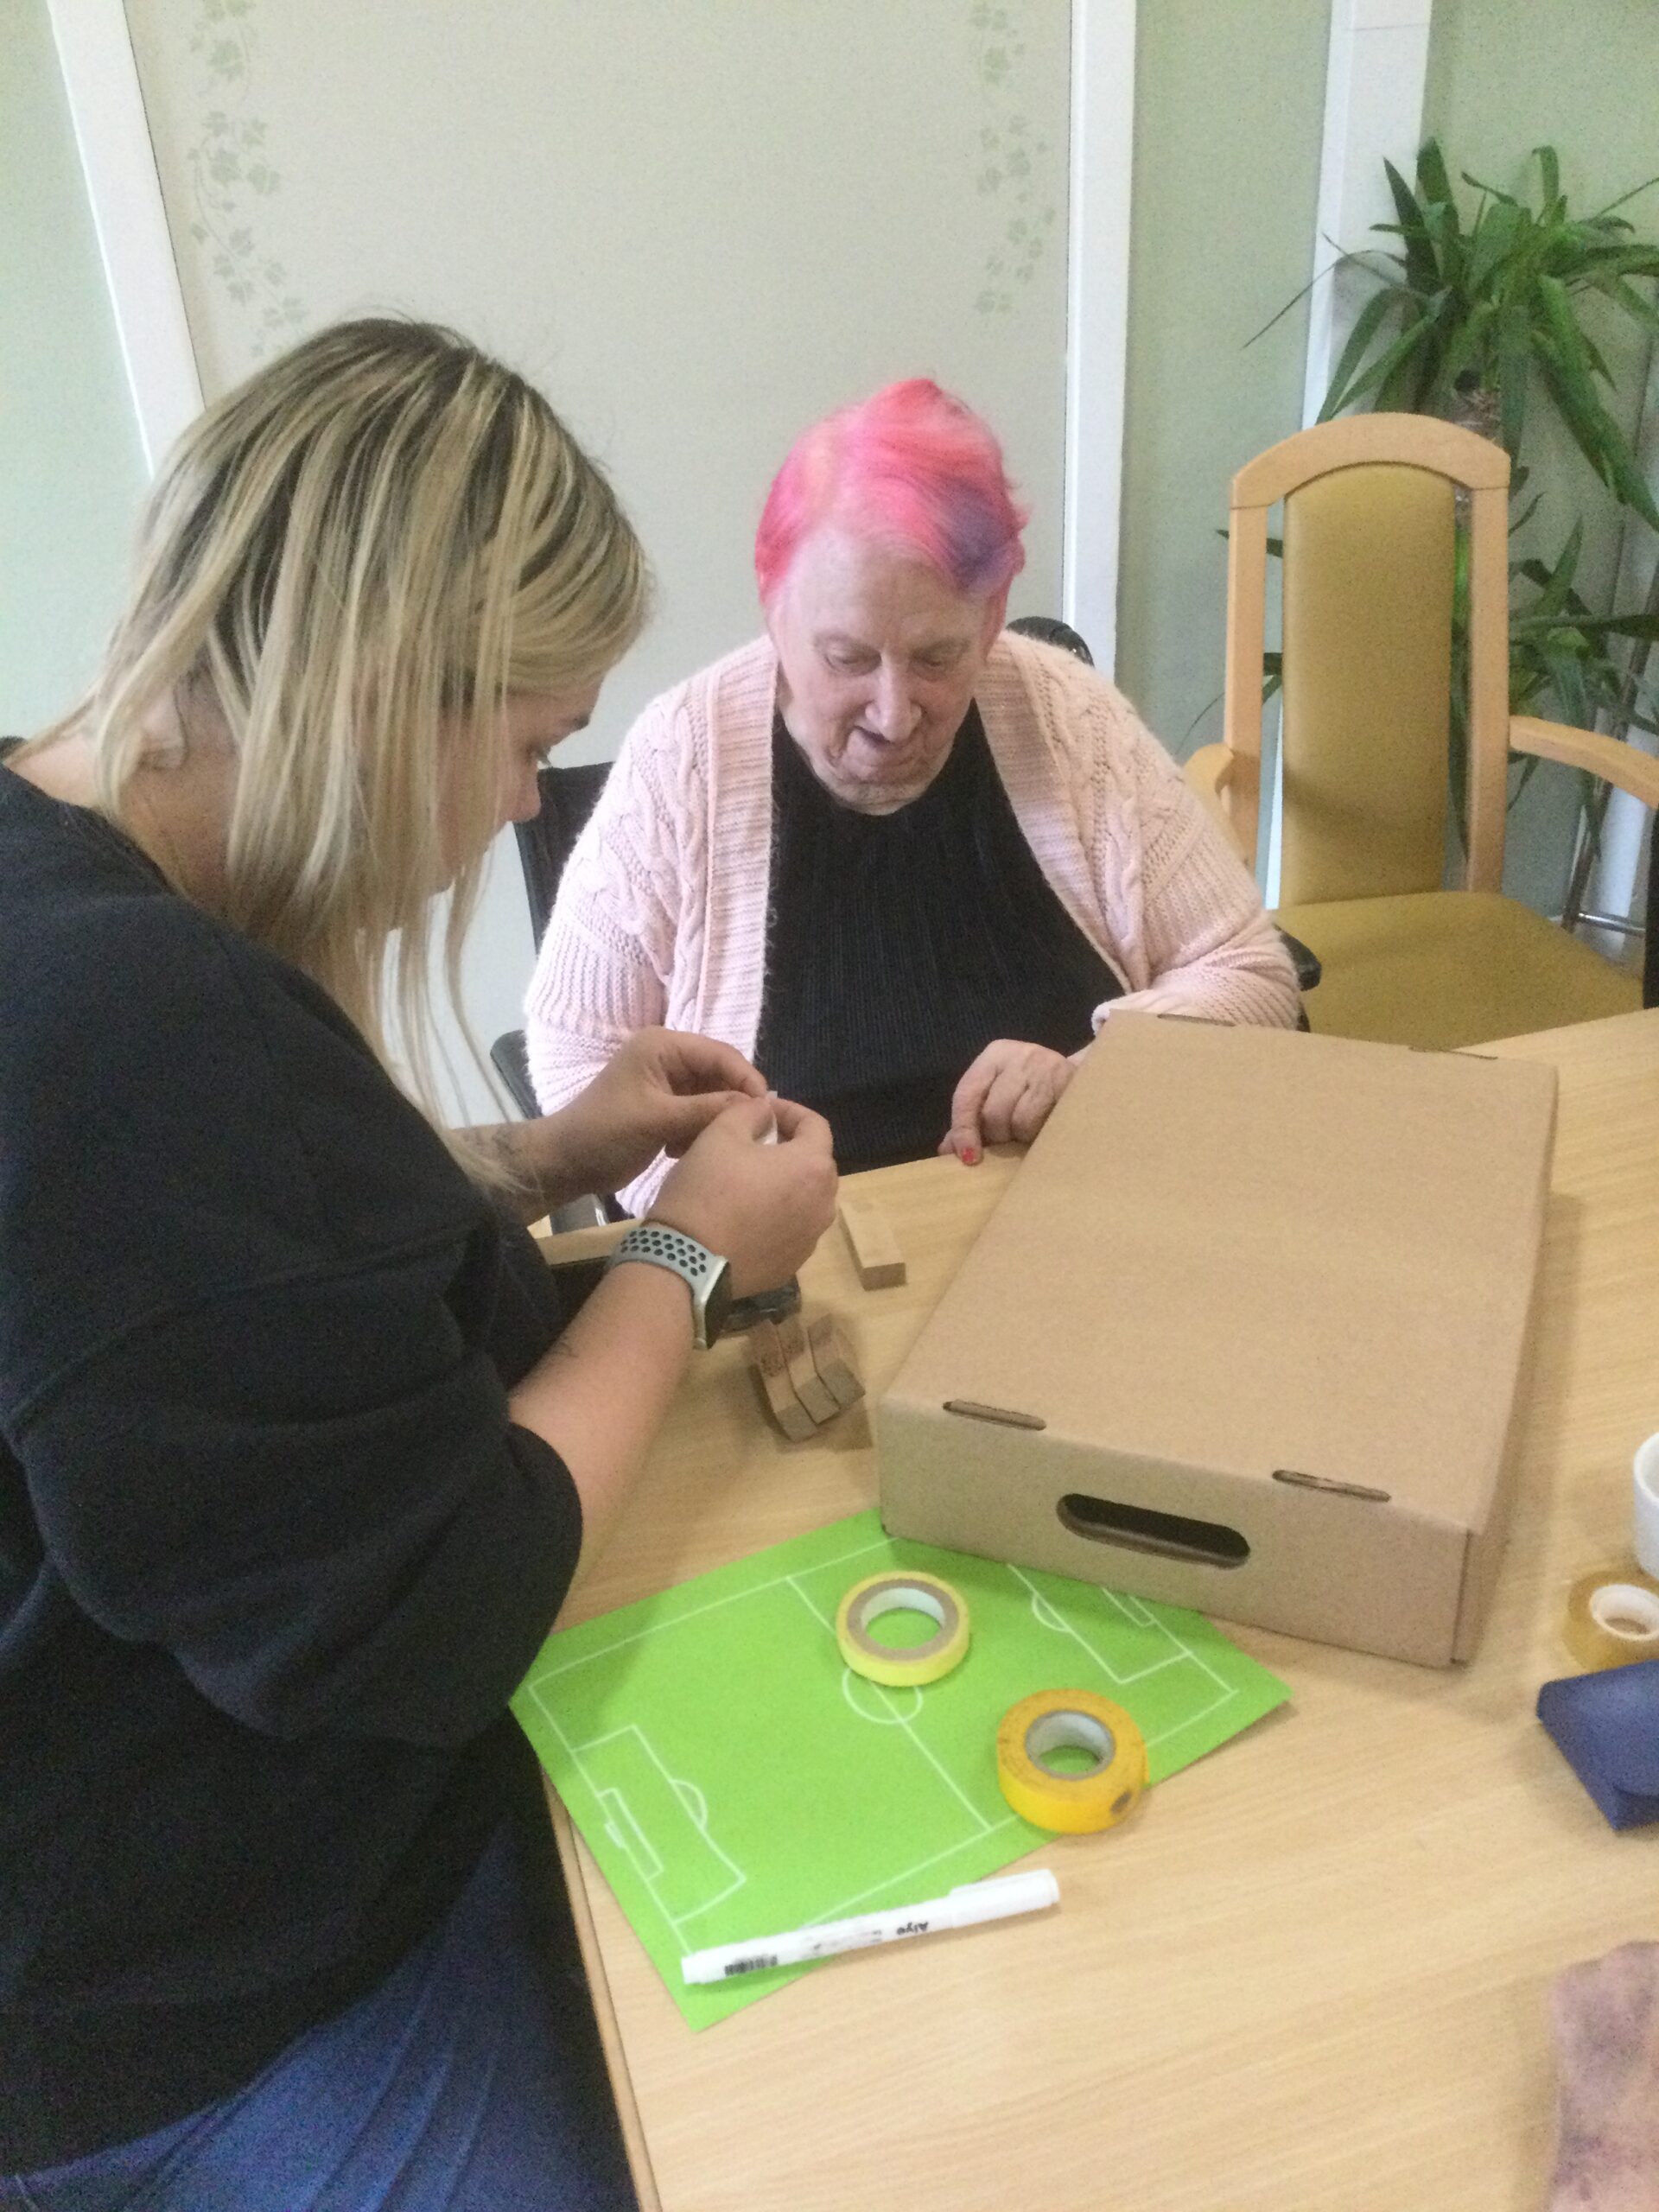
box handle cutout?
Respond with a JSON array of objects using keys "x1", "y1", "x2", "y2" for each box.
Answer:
[
  {"x1": 1271, "y1": 1468, "x2": 1391, "y2": 1503},
  {"x1": 1058, "y1": 1493, "x2": 1249, "y2": 1569},
  {"x1": 944, "y1": 1400, "x2": 1046, "y2": 1432}
]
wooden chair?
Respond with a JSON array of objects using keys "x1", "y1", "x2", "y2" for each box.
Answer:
[{"x1": 1186, "y1": 413, "x2": 1659, "y2": 1050}]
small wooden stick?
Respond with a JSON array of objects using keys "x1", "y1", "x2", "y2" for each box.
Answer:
[
  {"x1": 747, "y1": 1319, "x2": 817, "y2": 1441},
  {"x1": 775, "y1": 1313, "x2": 839, "y2": 1424},
  {"x1": 532, "y1": 1217, "x2": 629, "y2": 1268},
  {"x1": 839, "y1": 1196, "x2": 906, "y2": 1288},
  {"x1": 806, "y1": 1315, "x2": 865, "y2": 1411}
]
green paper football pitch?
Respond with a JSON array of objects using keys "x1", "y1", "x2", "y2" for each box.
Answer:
[{"x1": 512, "y1": 1511, "x2": 1288, "y2": 2027}]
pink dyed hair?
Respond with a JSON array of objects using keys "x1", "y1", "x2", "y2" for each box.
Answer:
[{"x1": 753, "y1": 378, "x2": 1028, "y2": 607}]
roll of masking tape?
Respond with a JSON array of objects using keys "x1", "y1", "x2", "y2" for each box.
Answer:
[
  {"x1": 996, "y1": 1689, "x2": 1147, "y2": 1834},
  {"x1": 1634, "y1": 1434, "x2": 1659, "y2": 1579},
  {"x1": 836, "y1": 1573, "x2": 969, "y2": 1688},
  {"x1": 1564, "y1": 1566, "x2": 1659, "y2": 1673}
]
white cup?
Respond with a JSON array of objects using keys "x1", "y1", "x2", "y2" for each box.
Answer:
[{"x1": 1634, "y1": 1432, "x2": 1659, "y2": 1579}]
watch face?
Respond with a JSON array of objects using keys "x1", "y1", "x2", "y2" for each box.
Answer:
[{"x1": 699, "y1": 1258, "x2": 734, "y2": 1348}]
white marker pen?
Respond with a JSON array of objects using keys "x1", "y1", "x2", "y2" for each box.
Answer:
[{"x1": 680, "y1": 1869, "x2": 1058, "y2": 1984}]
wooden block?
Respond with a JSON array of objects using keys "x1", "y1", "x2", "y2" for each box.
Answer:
[
  {"x1": 807, "y1": 1314, "x2": 866, "y2": 1411},
  {"x1": 775, "y1": 1313, "x2": 839, "y2": 1425},
  {"x1": 839, "y1": 1197, "x2": 906, "y2": 1288},
  {"x1": 747, "y1": 1319, "x2": 818, "y2": 1441},
  {"x1": 532, "y1": 1217, "x2": 629, "y2": 1269}
]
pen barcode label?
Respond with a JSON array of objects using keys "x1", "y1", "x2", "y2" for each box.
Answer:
[{"x1": 721, "y1": 1953, "x2": 778, "y2": 1978}]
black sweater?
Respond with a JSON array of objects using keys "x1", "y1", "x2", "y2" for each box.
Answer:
[
  {"x1": 753, "y1": 707, "x2": 1120, "y2": 1171},
  {"x1": 0, "y1": 760, "x2": 584, "y2": 2165}
]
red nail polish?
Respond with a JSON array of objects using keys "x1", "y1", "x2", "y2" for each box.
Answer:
[{"x1": 962, "y1": 1147, "x2": 979, "y2": 1166}]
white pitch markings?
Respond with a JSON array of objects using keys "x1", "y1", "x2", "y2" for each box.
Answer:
[
  {"x1": 804, "y1": 1816, "x2": 1027, "y2": 1930},
  {"x1": 785, "y1": 1575, "x2": 995, "y2": 1836},
  {"x1": 525, "y1": 1545, "x2": 1256, "y2": 1956},
  {"x1": 524, "y1": 1538, "x2": 893, "y2": 1684},
  {"x1": 1096, "y1": 1586, "x2": 1232, "y2": 1695},
  {"x1": 1008, "y1": 1567, "x2": 1240, "y2": 1751},
  {"x1": 1014, "y1": 1566, "x2": 1236, "y2": 1698},
  {"x1": 523, "y1": 1692, "x2": 746, "y2": 1941},
  {"x1": 599, "y1": 1788, "x2": 662, "y2": 1880}
]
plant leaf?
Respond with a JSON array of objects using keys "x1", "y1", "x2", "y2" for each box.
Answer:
[
  {"x1": 1418, "y1": 138, "x2": 1456, "y2": 212},
  {"x1": 1467, "y1": 198, "x2": 1523, "y2": 295},
  {"x1": 1384, "y1": 157, "x2": 1440, "y2": 294},
  {"x1": 1535, "y1": 345, "x2": 1659, "y2": 531},
  {"x1": 1508, "y1": 490, "x2": 1544, "y2": 537},
  {"x1": 1567, "y1": 613, "x2": 1659, "y2": 644},
  {"x1": 1488, "y1": 296, "x2": 1531, "y2": 457},
  {"x1": 1461, "y1": 166, "x2": 1518, "y2": 209},
  {"x1": 1586, "y1": 271, "x2": 1659, "y2": 337},
  {"x1": 1316, "y1": 288, "x2": 1399, "y2": 419},
  {"x1": 1587, "y1": 172, "x2": 1659, "y2": 224},
  {"x1": 1534, "y1": 276, "x2": 1659, "y2": 530},
  {"x1": 1534, "y1": 522, "x2": 1585, "y2": 616},
  {"x1": 1430, "y1": 299, "x2": 1497, "y2": 411},
  {"x1": 1325, "y1": 307, "x2": 1433, "y2": 416}
]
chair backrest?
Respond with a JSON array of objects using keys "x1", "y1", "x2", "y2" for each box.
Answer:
[
  {"x1": 1224, "y1": 414, "x2": 1512, "y2": 902},
  {"x1": 1007, "y1": 614, "x2": 1095, "y2": 666},
  {"x1": 512, "y1": 759, "x2": 612, "y2": 946}
]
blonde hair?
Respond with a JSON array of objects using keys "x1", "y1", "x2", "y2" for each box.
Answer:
[{"x1": 35, "y1": 317, "x2": 646, "y2": 1175}]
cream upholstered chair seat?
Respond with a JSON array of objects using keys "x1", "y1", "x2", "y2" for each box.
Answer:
[{"x1": 1270, "y1": 888, "x2": 1637, "y2": 1051}]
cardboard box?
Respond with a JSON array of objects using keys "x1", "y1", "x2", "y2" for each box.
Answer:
[{"x1": 877, "y1": 1015, "x2": 1557, "y2": 1667}]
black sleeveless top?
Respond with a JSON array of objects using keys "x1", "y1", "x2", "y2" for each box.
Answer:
[{"x1": 752, "y1": 707, "x2": 1120, "y2": 1172}]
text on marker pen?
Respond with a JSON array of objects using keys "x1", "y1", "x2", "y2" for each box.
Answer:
[{"x1": 679, "y1": 1870, "x2": 1058, "y2": 1985}]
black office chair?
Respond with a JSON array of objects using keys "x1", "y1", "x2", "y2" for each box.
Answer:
[
  {"x1": 1005, "y1": 618, "x2": 1323, "y2": 1002},
  {"x1": 490, "y1": 760, "x2": 612, "y2": 1116}
]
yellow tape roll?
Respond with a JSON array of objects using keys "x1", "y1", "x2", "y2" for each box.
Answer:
[
  {"x1": 1564, "y1": 1565, "x2": 1659, "y2": 1673},
  {"x1": 996, "y1": 1690, "x2": 1147, "y2": 1834},
  {"x1": 836, "y1": 1572, "x2": 970, "y2": 1688}
]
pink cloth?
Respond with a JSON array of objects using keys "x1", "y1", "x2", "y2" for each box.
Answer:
[{"x1": 525, "y1": 631, "x2": 1299, "y2": 1212}]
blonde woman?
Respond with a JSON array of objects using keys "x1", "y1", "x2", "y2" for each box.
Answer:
[{"x1": 0, "y1": 321, "x2": 835, "y2": 2209}]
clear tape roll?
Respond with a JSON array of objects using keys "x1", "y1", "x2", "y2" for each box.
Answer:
[
  {"x1": 1562, "y1": 1565, "x2": 1659, "y2": 1673},
  {"x1": 836, "y1": 1573, "x2": 970, "y2": 1688},
  {"x1": 995, "y1": 1689, "x2": 1147, "y2": 1834},
  {"x1": 1633, "y1": 1433, "x2": 1659, "y2": 1579}
]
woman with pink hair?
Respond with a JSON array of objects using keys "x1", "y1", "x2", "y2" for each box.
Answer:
[{"x1": 525, "y1": 380, "x2": 1298, "y2": 1208}]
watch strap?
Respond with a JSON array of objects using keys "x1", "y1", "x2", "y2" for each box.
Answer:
[{"x1": 604, "y1": 1222, "x2": 731, "y2": 1348}]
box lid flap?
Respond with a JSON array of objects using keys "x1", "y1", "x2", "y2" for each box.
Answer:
[{"x1": 888, "y1": 1017, "x2": 1556, "y2": 1526}]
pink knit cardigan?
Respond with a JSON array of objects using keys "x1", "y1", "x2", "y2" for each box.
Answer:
[{"x1": 525, "y1": 631, "x2": 1299, "y2": 1212}]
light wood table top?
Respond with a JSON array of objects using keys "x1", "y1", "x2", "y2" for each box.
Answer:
[{"x1": 543, "y1": 1009, "x2": 1659, "y2": 2212}]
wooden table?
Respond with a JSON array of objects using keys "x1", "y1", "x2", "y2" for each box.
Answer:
[{"x1": 543, "y1": 1010, "x2": 1659, "y2": 2212}]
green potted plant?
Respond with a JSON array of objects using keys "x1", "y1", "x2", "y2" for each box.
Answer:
[
  {"x1": 1319, "y1": 141, "x2": 1659, "y2": 521},
  {"x1": 1260, "y1": 140, "x2": 1659, "y2": 906}
]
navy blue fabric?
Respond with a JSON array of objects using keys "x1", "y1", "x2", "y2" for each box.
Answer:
[
  {"x1": 0, "y1": 1827, "x2": 636, "y2": 2212},
  {"x1": 1536, "y1": 1660, "x2": 1659, "y2": 1829}
]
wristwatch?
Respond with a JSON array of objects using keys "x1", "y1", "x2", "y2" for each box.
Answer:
[{"x1": 604, "y1": 1221, "x2": 734, "y2": 1350}]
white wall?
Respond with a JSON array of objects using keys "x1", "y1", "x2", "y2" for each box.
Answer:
[
  {"x1": 120, "y1": 0, "x2": 1077, "y2": 1114},
  {"x1": 0, "y1": 0, "x2": 146, "y2": 735}
]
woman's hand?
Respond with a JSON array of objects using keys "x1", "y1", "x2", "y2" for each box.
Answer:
[
  {"x1": 652, "y1": 1095, "x2": 839, "y2": 1296},
  {"x1": 534, "y1": 1029, "x2": 766, "y2": 1207},
  {"x1": 939, "y1": 1039, "x2": 1075, "y2": 1163},
  {"x1": 511, "y1": 1092, "x2": 835, "y2": 1586}
]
